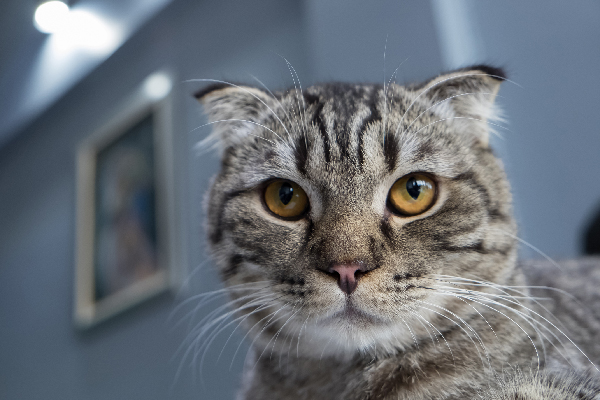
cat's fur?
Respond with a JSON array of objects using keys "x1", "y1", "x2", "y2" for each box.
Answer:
[{"x1": 195, "y1": 65, "x2": 600, "y2": 399}]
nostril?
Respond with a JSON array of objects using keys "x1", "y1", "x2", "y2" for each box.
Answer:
[
  {"x1": 354, "y1": 269, "x2": 366, "y2": 279},
  {"x1": 328, "y1": 263, "x2": 364, "y2": 295}
]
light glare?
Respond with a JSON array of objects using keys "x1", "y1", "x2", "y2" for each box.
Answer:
[
  {"x1": 52, "y1": 9, "x2": 121, "y2": 55},
  {"x1": 144, "y1": 73, "x2": 172, "y2": 100},
  {"x1": 34, "y1": 1, "x2": 70, "y2": 34}
]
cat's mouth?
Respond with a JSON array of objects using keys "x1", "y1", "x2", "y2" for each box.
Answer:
[{"x1": 325, "y1": 300, "x2": 385, "y2": 325}]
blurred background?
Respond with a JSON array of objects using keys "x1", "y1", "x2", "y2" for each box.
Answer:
[{"x1": 0, "y1": 0, "x2": 599, "y2": 399}]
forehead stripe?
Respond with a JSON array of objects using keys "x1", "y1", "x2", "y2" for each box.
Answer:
[
  {"x1": 294, "y1": 135, "x2": 309, "y2": 175},
  {"x1": 314, "y1": 102, "x2": 331, "y2": 163},
  {"x1": 356, "y1": 88, "x2": 381, "y2": 167},
  {"x1": 383, "y1": 131, "x2": 399, "y2": 171}
]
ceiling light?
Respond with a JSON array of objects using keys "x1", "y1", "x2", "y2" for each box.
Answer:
[
  {"x1": 144, "y1": 73, "x2": 173, "y2": 100},
  {"x1": 34, "y1": 1, "x2": 70, "y2": 34},
  {"x1": 52, "y1": 9, "x2": 120, "y2": 55}
]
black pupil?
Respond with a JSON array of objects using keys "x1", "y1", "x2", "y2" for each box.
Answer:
[
  {"x1": 406, "y1": 177, "x2": 422, "y2": 200},
  {"x1": 279, "y1": 183, "x2": 294, "y2": 205}
]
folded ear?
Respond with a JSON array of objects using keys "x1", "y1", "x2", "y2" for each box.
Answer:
[
  {"x1": 195, "y1": 83, "x2": 274, "y2": 149},
  {"x1": 414, "y1": 65, "x2": 506, "y2": 146}
]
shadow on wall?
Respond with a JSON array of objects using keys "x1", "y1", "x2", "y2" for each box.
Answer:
[{"x1": 584, "y1": 203, "x2": 600, "y2": 255}]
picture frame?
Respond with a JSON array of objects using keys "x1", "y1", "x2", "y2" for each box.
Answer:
[{"x1": 74, "y1": 72, "x2": 176, "y2": 328}]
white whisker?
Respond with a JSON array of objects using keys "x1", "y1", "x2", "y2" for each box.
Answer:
[
  {"x1": 416, "y1": 302, "x2": 489, "y2": 370},
  {"x1": 394, "y1": 72, "x2": 516, "y2": 138},
  {"x1": 403, "y1": 92, "x2": 497, "y2": 134},
  {"x1": 249, "y1": 74, "x2": 297, "y2": 141},
  {"x1": 186, "y1": 78, "x2": 293, "y2": 140},
  {"x1": 192, "y1": 119, "x2": 279, "y2": 151},
  {"x1": 411, "y1": 311, "x2": 456, "y2": 365},
  {"x1": 498, "y1": 229, "x2": 565, "y2": 272},
  {"x1": 434, "y1": 290, "x2": 543, "y2": 370},
  {"x1": 281, "y1": 57, "x2": 308, "y2": 136},
  {"x1": 406, "y1": 116, "x2": 509, "y2": 140}
]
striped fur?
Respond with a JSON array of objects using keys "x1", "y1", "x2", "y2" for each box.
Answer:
[{"x1": 195, "y1": 66, "x2": 600, "y2": 399}]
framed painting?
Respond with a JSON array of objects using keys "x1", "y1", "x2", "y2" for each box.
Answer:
[{"x1": 74, "y1": 73, "x2": 176, "y2": 328}]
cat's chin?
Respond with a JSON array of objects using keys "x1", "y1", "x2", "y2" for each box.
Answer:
[
  {"x1": 325, "y1": 301, "x2": 386, "y2": 326},
  {"x1": 290, "y1": 304, "x2": 420, "y2": 358},
  {"x1": 298, "y1": 322, "x2": 418, "y2": 359}
]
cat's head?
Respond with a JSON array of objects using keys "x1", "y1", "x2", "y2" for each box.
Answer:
[{"x1": 197, "y1": 65, "x2": 517, "y2": 357}]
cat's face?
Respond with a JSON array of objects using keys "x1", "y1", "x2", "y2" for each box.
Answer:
[{"x1": 199, "y1": 66, "x2": 517, "y2": 357}]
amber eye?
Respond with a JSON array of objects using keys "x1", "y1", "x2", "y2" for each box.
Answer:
[
  {"x1": 388, "y1": 173, "x2": 436, "y2": 216},
  {"x1": 264, "y1": 180, "x2": 309, "y2": 219}
]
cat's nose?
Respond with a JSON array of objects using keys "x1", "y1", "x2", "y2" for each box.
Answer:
[{"x1": 328, "y1": 262, "x2": 372, "y2": 295}]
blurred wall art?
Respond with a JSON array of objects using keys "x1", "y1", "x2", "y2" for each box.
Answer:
[{"x1": 74, "y1": 72, "x2": 176, "y2": 328}]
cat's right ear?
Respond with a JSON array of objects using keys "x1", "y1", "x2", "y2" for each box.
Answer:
[{"x1": 195, "y1": 83, "x2": 274, "y2": 149}]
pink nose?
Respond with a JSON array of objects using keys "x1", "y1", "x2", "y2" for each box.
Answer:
[{"x1": 328, "y1": 263, "x2": 363, "y2": 295}]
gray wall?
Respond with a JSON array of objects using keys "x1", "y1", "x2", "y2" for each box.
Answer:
[
  {"x1": 470, "y1": 0, "x2": 600, "y2": 258},
  {"x1": 1, "y1": 1, "x2": 598, "y2": 399},
  {"x1": 304, "y1": 0, "x2": 442, "y2": 83}
]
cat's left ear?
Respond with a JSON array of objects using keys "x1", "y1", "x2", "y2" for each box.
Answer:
[
  {"x1": 414, "y1": 65, "x2": 506, "y2": 146},
  {"x1": 195, "y1": 83, "x2": 274, "y2": 149}
]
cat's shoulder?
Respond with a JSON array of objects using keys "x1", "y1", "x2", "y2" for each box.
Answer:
[
  {"x1": 520, "y1": 256, "x2": 600, "y2": 323},
  {"x1": 520, "y1": 256, "x2": 600, "y2": 371},
  {"x1": 520, "y1": 256, "x2": 600, "y2": 293},
  {"x1": 483, "y1": 370, "x2": 600, "y2": 400}
]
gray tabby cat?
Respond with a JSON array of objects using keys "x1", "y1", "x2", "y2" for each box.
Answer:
[{"x1": 194, "y1": 65, "x2": 600, "y2": 399}]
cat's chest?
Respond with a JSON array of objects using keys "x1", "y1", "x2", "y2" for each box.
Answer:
[
  {"x1": 247, "y1": 347, "x2": 466, "y2": 400},
  {"x1": 362, "y1": 353, "x2": 465, "y2": 400}
]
